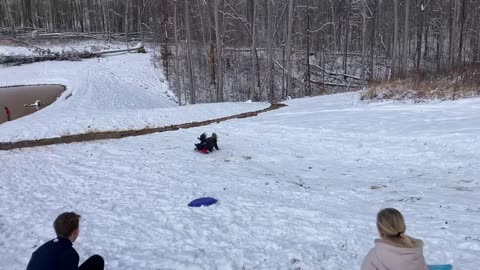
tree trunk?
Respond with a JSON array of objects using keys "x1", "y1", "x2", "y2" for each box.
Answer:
[
  {"x1": 457, "y1": 0, "x2": 466, "y2": 64},
  {"x1": 423, "y1": 0, "x2": 431, "y2": 60},
  {"x1": 214, "y1": 0, "x2": 224, "y2": 102},
  {"x1": 416, "y1": 0, "x2": 424, "y2": 71},
  {"x1": 286, "y1": 0, "x2": 294, "y2": 98},
  {"x1": 475, "y1": 16, "x2": 480, "y2": 63},
  {"x1": 343, "y1": 0, "x2": 351, "y2": 75},
  {"x1": 208, "y1": 1, "x2": 216, "y2": 94},
  {"x1": 436, "y1": 30, "x2": 441, "y2": 71},
  {"x1": 361, "y1": 0, "x2": 367, "y2": 87},
  {"x1": 449, "y1": 0, "x2": 460, "y2": 69},
  {"x1": 370, "y1": 0, "x2": 379, "y2": 81},
  {"x1": 249, "y1": 0, "x2": 258, "y2": 100},
  {"x1": 125, "y1": 0, "x2": 130, "y2": 50},
  {"x1": 173, "y1": 0, "x2": 181, "y2": 105},
  {"x1": 304, "y1": 3, "x2": 311, "y2": 96},
  {"x1": 401, "y1": 0, "x2": 410, "y2": 77},
  {"x1": 101, "y1": 0, "x2": 109, "y2": 41},
  {"x1": 322, "y1": 53, "x2": 326, "y2": 93},
  {"x1": 267, "y1": 0, "x2": 274, "y2": 102},
  {"x1": 329, "y1": 0, "x2": 337, "y2": 51},
  {"x1": 138, "y1": 0, "x2": 143, "y2": 42},
  {"x1": 282, "y1": 43, "x2": 286, "y2": 98},
  {"x1": 392, "y1": 0, "x2": 399, "y2": 79},
  {"x1": 185, "y1": 0, "x2": 196, "y2": 104}
]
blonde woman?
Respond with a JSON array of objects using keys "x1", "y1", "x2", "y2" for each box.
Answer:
[{"x1": 361, "y1": 208, "x2": 428, "y2": 270}]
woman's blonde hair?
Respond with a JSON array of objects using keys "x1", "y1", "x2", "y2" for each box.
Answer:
[{"x1": 377, "y1": 208, "x2": 416, "y2": 248}]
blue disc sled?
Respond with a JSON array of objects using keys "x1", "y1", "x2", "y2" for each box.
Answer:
[
  {"x1": 188, "y1": 197, "x2": 217, "y2": 207},
  {"x1": 428, "y1": 265, "x2": 453, "y2": 270}
]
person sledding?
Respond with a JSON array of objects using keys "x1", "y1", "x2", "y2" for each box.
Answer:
[
  {"x1": 4, "y1": 106, "x2": 11, "y2": 121},
  {"x1": 194, "y1": 132, "x2": 219, "y2": 154}
]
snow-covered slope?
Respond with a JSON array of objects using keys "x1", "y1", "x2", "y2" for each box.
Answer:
[
  {"x1": 1, "y1": 93, "x2": 479, "y2": 269},
  {"x1": 0, "y1": 51, "x2": 268, "y2": 142}
]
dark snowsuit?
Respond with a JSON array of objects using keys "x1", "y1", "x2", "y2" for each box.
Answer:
[
  {"x1": 26, "y1": 237, "x2": 104, "y2": 270},
  {"x1": 194, "y1": 133, "x2": 219, "y2": 153},
  {"x1": 195, "y1": 133, "x2": 207, "y2": 151},
  {"x1": 203, "y1": 136, "x2": 219, "y2": 152}
]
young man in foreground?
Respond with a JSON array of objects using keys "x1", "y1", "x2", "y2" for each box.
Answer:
[{"x1": 26, "y1": 212, "x2": 104, "y2": 270}]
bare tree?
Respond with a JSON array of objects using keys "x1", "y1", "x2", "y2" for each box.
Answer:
[
  {"x1": 361, "y1": 0, "x2": 367, "y2": 87},
  {"x1": 249, "y1": 0, "x2": 258, "y2": 100},
  {"x1": 185, "y1": 0, "x2": 196, "y2": 104},
  {"x1": 173, "y1": 0, "x2": 181, "y2": 105},
  {"x1": 304, "y1": 2, "x2": 312, "y2": 96},
  {"x1": 214, "y1": 0, "x2": 223, "y2": 102},
  {"x1": 401, "y1": 0, "x2": 410, "y2": 77},
  {"x1": 286, "y1": 0, "x2": 294, "y2": 98},
  {"x1": 125, "y1": 0, "x2": 130, "y2": 50},
  {"x1": 416, "y1": 0, "x2": 425, "y2": 71},
  {"x1": 266, "y1": 0, "x2": 274, "y2": 102},
  {"x1": 457, "y1": 0, "x2": 466, "y2": 65},
  {"x1": 392, "y1": 0, "x2": 399, "y2": 78},
  {"x1": 343, "y1": 0, "x2": 351, "y2": 75}
]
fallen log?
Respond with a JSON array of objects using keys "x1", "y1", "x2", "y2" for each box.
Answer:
[
  {"x1": 310, "y1": 80, "x2": 359, "y2": 88},
  {"x1": 308, "y1": 63, "x2": 361, "y2": 80},
  {"x1": 97, "y1": 43, "x2": 146, "y2": 55}
]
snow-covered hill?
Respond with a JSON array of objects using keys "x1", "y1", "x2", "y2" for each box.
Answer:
[
  {"x1": 1, "y1": 91, "x2": 479, "y2": 269},
  {"x1": 0, "y1": 49, "x2": 268, "y2": 142}
]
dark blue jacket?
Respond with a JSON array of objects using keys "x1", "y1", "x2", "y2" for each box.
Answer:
[
  {"x1": 26, "y1": 237, "x2": 79, "y2": 270},
  {"x1": 204, "y1": 137, "x2": 219, "y2": 152}
]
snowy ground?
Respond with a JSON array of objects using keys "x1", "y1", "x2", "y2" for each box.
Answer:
[
  {"x1": 1, "y1": 42, "x2": 479, "y2": 269},
  {"x1": 0, "y1": 45, "x2": 268, "y2": 142},
  {"x1": 1, "y1": 91, "x2": 479, "y2": 269}
]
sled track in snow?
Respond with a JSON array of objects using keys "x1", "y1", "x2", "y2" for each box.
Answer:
[{"x1": 0, "y1": 104, "x2": 287, "y2": 151}]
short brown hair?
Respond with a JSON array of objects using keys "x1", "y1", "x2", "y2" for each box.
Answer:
[{"x1": 53, "y1": 212, "x2": 81, "y2": 238}]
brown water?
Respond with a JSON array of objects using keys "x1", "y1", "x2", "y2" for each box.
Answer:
[{"x1": 0, "y1": 85, "x2": 65, "y2": 124}]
